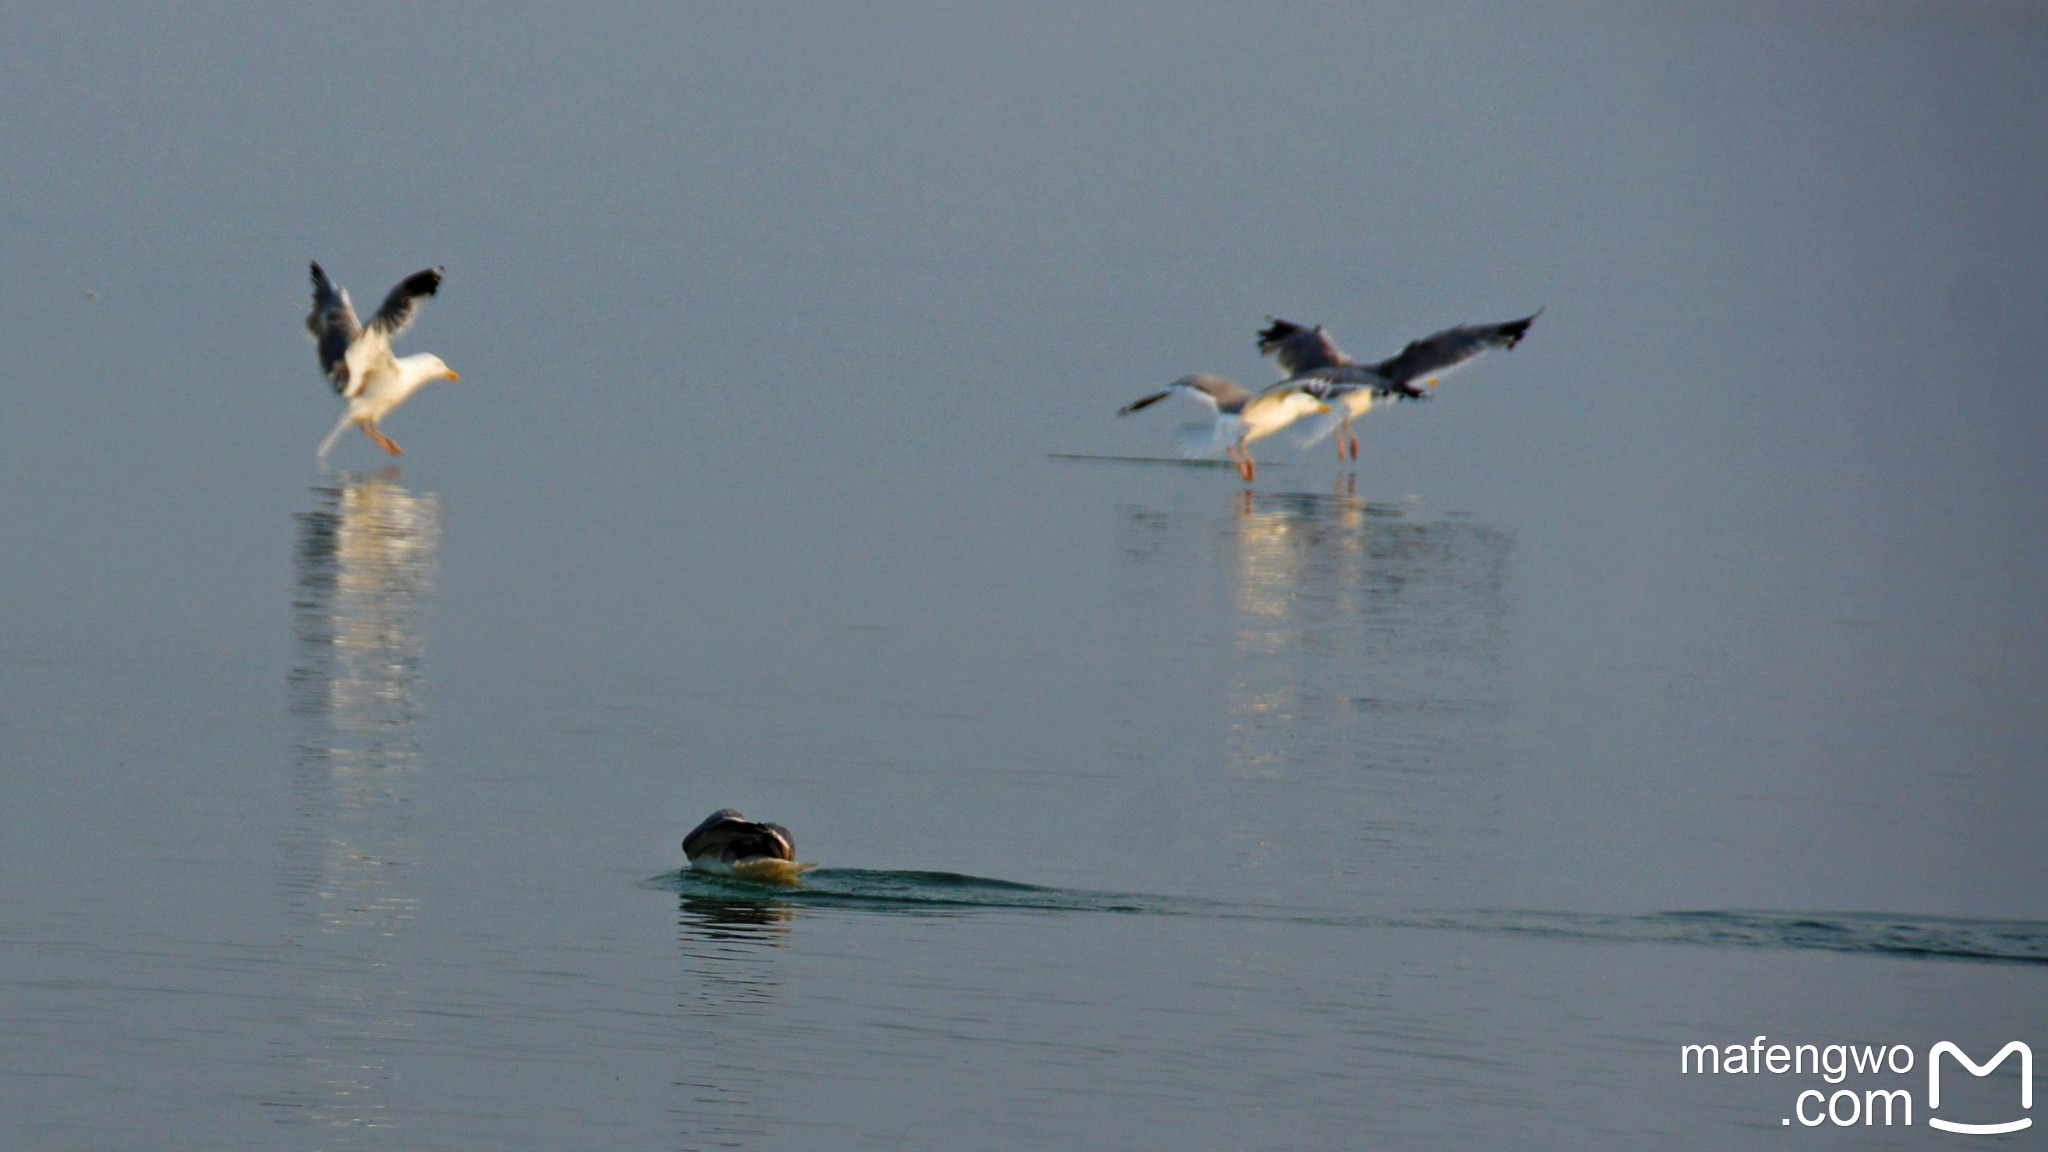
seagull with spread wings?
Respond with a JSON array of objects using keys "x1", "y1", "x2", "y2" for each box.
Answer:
[
  {"x1": 1116, "y1": 374, "x2": 1331, "y2": 482},
  {"x1": 306, "y1": 262, "x2": 460, "y2": 459},
  {"x1": 1257, "y1": 310, "x2": 1540, "y2": 460}
]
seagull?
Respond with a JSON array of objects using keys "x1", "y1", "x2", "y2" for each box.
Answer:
[
  {"x1": 1116, "y1": 375, "x2": 1331, "y2": 481},
  {"x1": 683, "y1": 809, "x2": 815, "y2": 883},
  {"x1": 306, "y1": 262, "x2": 459, "y2": 459},
  {"x1": 1256, "y1": 310, "x2": 1541, "y2": 460}
]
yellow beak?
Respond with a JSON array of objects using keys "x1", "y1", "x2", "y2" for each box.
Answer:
[{"x1": 444, "y1": 370, "x2": 461, "y2": 382}]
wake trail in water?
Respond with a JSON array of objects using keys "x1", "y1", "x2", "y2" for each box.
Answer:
[
  {"x1": 661, "y1": 868, "x2": 1211, "y2": 916},
  {"x1": 1377, "y1": 909, "x2": 2048, "y2": 966},
  {"x1": 647, "y1": 869, "x2": 2048, "y2": 966}
]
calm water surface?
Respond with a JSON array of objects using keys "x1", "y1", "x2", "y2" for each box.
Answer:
[{"x1": 2, "y1": 5, "x2": 2044, "y2": 1149}]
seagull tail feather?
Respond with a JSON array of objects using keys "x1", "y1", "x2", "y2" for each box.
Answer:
[{"x1": 315, "y1": 411, "x2": 354, "y2": 460}]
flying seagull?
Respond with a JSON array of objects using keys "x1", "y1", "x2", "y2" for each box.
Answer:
[
  {"x1": 306, "y1": 262, "x2": 459, "y2": 459},
  {"x1": 683, "y1": 809, "x2": 815, "y2": 883},
  {"x1": 1117, "y1": 375, "x2": 1330, "y2": 481},
  {"x1": 1256, "y1": 310, "x2": 1540, "y2": 460}
]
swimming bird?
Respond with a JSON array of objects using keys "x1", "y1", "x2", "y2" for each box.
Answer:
[
  {"x1": 306, "y1": 262, "x2": 459, "y2": 459},
  {"x1": 1256, "y1": 311, "x2": 1541, "y2": 460},
  {"x1": 1116, "y1": 375, "x2": 1331, "y2": 481},
  {"x1": 683, "y1": 809, "x2": 814, "y2": 883}
]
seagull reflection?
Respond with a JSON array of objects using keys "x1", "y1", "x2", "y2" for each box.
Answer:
[
  {"x1": 274, "y1": 470, "x2": 441, "y2": 1135},
  {"x1": 1224, "y1": 489, "x2": 1510, "y2": 751},
  {"x1": 1210, "y1": 489, "x2": 1512, "y2": 891}
]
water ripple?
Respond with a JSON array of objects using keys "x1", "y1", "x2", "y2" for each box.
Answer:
[{"x1": 647, "y1": 870, "x2": 2048, "y2": 965}]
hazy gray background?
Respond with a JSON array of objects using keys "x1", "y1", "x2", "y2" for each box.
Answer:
[{"x1": 2, "y1": 4, "x2": 2043, "y2": 1149}]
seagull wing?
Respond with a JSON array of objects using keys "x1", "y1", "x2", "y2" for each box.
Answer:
[
  {"x1": 366, "y1": 267, "x2": 444, "y2": 341},
  {"x1": 1257, "y1": 317, "x2": 1351, "y2": 376},
  {"x1": 1369, "y1": 310, "x2": 1541, "y2": 391},
  {"x1": 1119, "y1": 373, "x2": 1253, "y2": 416},
  {"x1": 1280, "y1": 364, "x2": 1391, "y2": 393},
  {"x1": 305, "y1": 262, "x2": 361, "y2": 393}
]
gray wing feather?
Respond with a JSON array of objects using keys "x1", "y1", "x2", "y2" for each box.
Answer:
[
  {"x1": 1257, "y1": 318, "x2": 1350, "y2": 376},
  {"x1": 1280, "y1": 363, "x2": 1431, "y2": 402},
  {"x1": 1119, "y1": 374, "x2": 1253, "y2": 416},
  {"x1": 1175, "y1": 373, "x2": 1253, "y2": 412},
  {"x1": 305, "y1": 262, "x2": 361, "y2": 392},
  {"x1": 1369, "y1": 310, "x2": 1541, "y2": 389},
  {"x1": 366, "y1": 267, "x2": 444, "y2": 340}
]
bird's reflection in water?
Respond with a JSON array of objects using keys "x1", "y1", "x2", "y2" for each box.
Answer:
[
  {"x1": 673, "y1": 888, "x2": 796, "y2": 1151},
  {"x1": 273, "y1": 469, "x2": 440, "y2": 1137},
  {"x1": 1138, "y1": 481, "x2": 1513, "y2": 892},
  {"x1": 1224, "y1": 484, "x2": 1510, "y2": 769}
]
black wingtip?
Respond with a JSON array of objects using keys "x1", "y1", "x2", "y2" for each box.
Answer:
[
  {"x1": 1117, "y1": 391, "x2": 1169, "y2": 416},
  {"x1": 401, "y1": 267, "x2": 444, "y2": 297},
  {"x1": 1499, "y1": 308, "x2": 1542, "y2": 348},
  {"x1": 1255, "y1": 317, "x2": 1308, "y2": 354}
]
